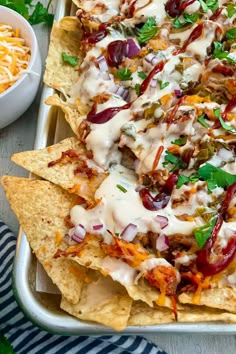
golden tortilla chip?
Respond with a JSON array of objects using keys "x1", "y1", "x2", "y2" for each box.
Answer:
[
  {"x1": 59, "y1": 16, "x2": 81, "y2": 32},
  {"x1": 178, "y1": 304, "x2": 236, "y2": 323},
  {"x1": 65, "y1": 236, "x2": 172, "y2": 308},
  {"x1": 1, "y1": 176, "x2": 83, "y2": 304},
  {"x1": 178, "y1": 288, "x2": 236, "y2": 314},
  {"x1": 128, "y1": 301, "x2": 174, "y2": 326},
  {"x1": 44, "y1": 22, "x2": 82, "y2": 94},
  {"x1": 60, "y1": 274, "x2": 132, "y2": 331},
  {"x1": 45, "y1": 94, "x2": 83, "y2": 136},
  {"x1": 11, "y1": 137, "x2": 107, "y2": 205}
]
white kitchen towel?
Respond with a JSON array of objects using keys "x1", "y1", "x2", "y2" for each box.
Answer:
[{"x1": 0, "y1": 220, "x2": 167, "y2": 354}]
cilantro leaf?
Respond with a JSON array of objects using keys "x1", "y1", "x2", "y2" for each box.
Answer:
[
  {"x1": 0, "y1": 0, "x2": 53, "y2": 26},
  {"x1": 135, "y1": 83, "x2": 140, "y2": 95},
  {"x1": 173, "y1": 13, "x2": 198, "y2": 29},
  {"x1": 176, "y1": 173, "x2": 199, "y2": 189},
  {"x1": 198, "y1": 0, "x2": 208, "y2": 12},
  {"x1": 213, "y1": 108, "x2": 236, "y2": 134},
  {"x1": 206, "y1": 0, "x2": 219, "y2": 13},
  {"x1": 160, "y1": 81, "x2": 169, "y2": 89},
  {"x1": 226, "y1": 28, "x2": 236, "y2": 41},
  {"x1": 194, "y1": 217, "x2": 217, "y2": 248},
  {"x1": 138, "y1": 71, "x2": 147, "y2": 79},
  {"x1": 212, "y1": 41, "x2": 236, "y2": 63},
  {"x1": 198, "y1": 114, "x2": 209, "y2": 128},
  {"x1": 115, "y1": 68, "x2": 132, "y2": 81},
  {"x1": 137, "y1": 17, "x2": 158, "y2": 44},
  {"x1": 0, "y1": 335, "x2": 16, "y2": 354},
  {"x1": 176, "y1": 174, "x2": 190, "y2": 189},
  {"x1": 163, "y1": 151, "x2": 187, "y2": 172},
  {"x1": 171, "y1": 136, "x2": 187, "y2": 146},
  {"x1": 226, "y1": 3, "x2": 236, "y2": 18},
  {"x1": 198, "y1": 163, "x2": 236, "y2": 191},
  {"x1": 62, "y1": 52, "x2": 79, "y2": 67}
]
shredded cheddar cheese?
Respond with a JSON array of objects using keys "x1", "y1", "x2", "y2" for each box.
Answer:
[{"x1": 0, "y1": 23, "x2": 31, "y2": 94}]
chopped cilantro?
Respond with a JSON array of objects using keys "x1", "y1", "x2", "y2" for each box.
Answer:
[
  {"x1": 198, "y1": 163, "x2": 236, "y2": 192},
  {"x1": 176, "y1": 173, "x2": 199, "y2": 189},
  {"x1": 173, "y1": 13, "x2": 198, "y2": 28},
  {"x1": 0, "y1": 0, "x2": 54, "y2": 26},
  {"x1": 160, "y1": 81, "x2": 169, "y2": 90},
  {"x1": 115, "y1": 232, "x2": 120, "y2": 237},
  {"x1": 135, "y1": 83, "x2": 140, "y2": 95},
  {"x1": 0, "y1": 335, "x2": 16, "y2": 354},
  {"x1": 214, "y1": 108, "x2": 236, "y2": 134},
  {"x1": 226, "y1": 3, "x2": 236, "y2": 18},
  {"x1": 226, "y1": 28, "x2": 236, "y2": 41},
  {"x1": 198, "y1": 0, "x2": 208, "y2": 12},
  {"x1": 163, "y1": 151, "x2": 187, "y2": 172},
  {"x1": 171, "y1": 136, "x2": 187, "y2": 146},
  {"x1": 212, "y1": 41, "x2": 236, "y2": 63},
  {"x1": 138, "y1": 71, "x2": 147, "y2": 79},
  {"x1": 198, "y1": 0, "x2": 219, "y2": 13},
  {"x1": 194, "y1": 217, "x2": 217, "y2": 248},
  {"x1": 137, "y1": 17, "x2": 158, "y2": 43},
  {"x1": 116, "y1": 184, "x2": 127, "y2": 193},
  {"x1": 62, "y1": 52, "x2": 79, "y2": 67},
  {"x1": 198, "y1": 114, "x2": 209, "y2": 128},
  {"x1": 115, "y1": 68, "x2": 132, "y2": 81}
]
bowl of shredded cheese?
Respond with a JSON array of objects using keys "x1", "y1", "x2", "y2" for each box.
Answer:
[{"x1": 0, "y1": 5, "x2": 42, "y2": 129}]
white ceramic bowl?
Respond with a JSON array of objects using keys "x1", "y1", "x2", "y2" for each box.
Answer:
[{"x1": 0, "y1": 6, "x2": 42, "y2": 129}]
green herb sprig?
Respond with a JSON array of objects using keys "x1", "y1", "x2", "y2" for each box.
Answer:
[
  {"x1": 137, "y1": 17, "x2": 158, "y2": 44},
  {"x1": 62, "y1": 52, "x2": 79, "y2": 67},
  {"x1": 0, "y1": 0, "x2": 54, "y2": 26},
  {"x1": 194, "y1": 217, "x2": 217, "y2": 248},
  {"x1": 115, "y1": 68, "x2": 132, "y2": 81}
]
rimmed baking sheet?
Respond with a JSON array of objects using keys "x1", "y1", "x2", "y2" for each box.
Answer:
[{"x1": 12, "y1": 0, "x2": 236, "y2": 334}]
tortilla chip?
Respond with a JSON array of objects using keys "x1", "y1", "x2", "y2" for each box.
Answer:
[
  {"x1": 45, "y1": 94, "x2": 83, "y2": 136},
  {"x1": 178, "y1": 288, "x2": 236, "y2": 314},
  {"x1": 178, "y1": 304, "x2": 236, "y2": 323},
  {"x1": 65, "y1": 236, "x2": 172, "y2": 308},
  {"x1": 128, "y1": 301, "x2": 174, "y2": 326},
  {"x1": 1, "y1": 176, "x2": 84, "y2": 304},
  {"x1": 11, "y1": 137, "x2": 107, "y2": 205},
  {"x1": 44, "y1": 22, "x2": 82, "y2": 94},
  {"x1": 59, "y1": 16, "x2": 81, "y2": 32},
  {"x1": 60, "y1": 274, "x2": 132, "y2": 331}
]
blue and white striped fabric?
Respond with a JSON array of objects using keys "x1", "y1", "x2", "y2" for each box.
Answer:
[{"x1": 0, "y1": 220, "x2": 167, "y2": 354}]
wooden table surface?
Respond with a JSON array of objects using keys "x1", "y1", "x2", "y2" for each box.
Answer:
[{"x1": 0, "y1": 2, "x2": 236, "y2": 353}]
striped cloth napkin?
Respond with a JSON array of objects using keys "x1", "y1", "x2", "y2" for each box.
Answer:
[{"x1": 0, "y1": 220, "x2": 167, "y2": 354}]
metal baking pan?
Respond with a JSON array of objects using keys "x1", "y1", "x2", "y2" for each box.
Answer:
[{"x1": 12, "y1": 0, "x2": 236, "y2": 334}]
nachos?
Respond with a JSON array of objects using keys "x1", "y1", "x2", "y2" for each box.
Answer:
[{"x1": 1, "y1": 0, "x2": 236, "y2": 330}]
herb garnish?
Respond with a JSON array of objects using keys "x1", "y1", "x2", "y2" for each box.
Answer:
[
  {"x1": 194, "y1": 217, "x2": 217, "y2": 248},
  {"x1": 212, "y1": 41, "x2": 236, "y2": 63},
  {"x1": 226, "y1": 28, "x2": 236, "y2": 41},
  {"x1": 115, "y1": 68, "x2": 132, "y2": 81},
  {"x1": 0, "y1": 335, "x2": 16, "y2": 354},
  {"x1": 198, "y1": 114, "x2": 209, "y2": 128},
  {"x1": 177, "y1": 164, "x2": 236, "y2": 191},
  {"x1": 198, "y1": 0, "x2": 219, "y2": 13},
  {"x1": 160, "y1": 81, "x2": 169, "y2": 90},
  {"x1": 137, "y1": 17, "x2": 158, "y2": 43},
  {"x1": 135, "y1": 83, "x2": 140, "y2": 95},
  {"x1": 138, "y1": 71, "x2": 147, "y2": 79},
  {"x1": 163, "y1": 151, "x2": 187, "y2": 171},
  {"x1": 116, "y1": 184, "x2": 128, "y2": 193},
  {"x1": 171, "y1": 136, "x2": 187, "y2": 146},
  {"x1": 226, "y1": 3, "x2": 236, "y2": 18},
  {"x1": 214, "y1": 108, "x2": 236, "y2": 134},
  {"x1": 62, "y1": 52, "x2": 79, "y2": 67},
  {"x1": 173, "y1": 13, "x2": 198, "y2": 28},
  {"x1": 0, "y1": 0, "x2": 54, "y2": 26}
]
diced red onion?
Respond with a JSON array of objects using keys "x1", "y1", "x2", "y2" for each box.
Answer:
[
  {"x1": 127, "y1": 38, "x2": 140, "y2": 58},
  {"x1": 174, "y1": 89, "x2": 183, "y2": 98},
  {"x1": 145, "y1": 53, "x2": 160, "y2": 65},
  {"x1": 68, "y1": 224, "x2": 86, "y2": 243},
  {"x1": 121, "y1": 223, "x2": 138, "y2": 242},
  {"x1": 154, "y1": 215, "x2": 169, "y2": 229},
  {"x1": 97, "y1": 55, "x2": 109, "y2": 72},
  {"x1": 149, "y1": 78, "x2": 157, "y2": 94},
  {"x1": 156, "y1": 233, "x2": 169, "y2": 251},
  {"x1": 110, "y1": 84, "x2": 129, "y2": 100},
  {"x1": 93, "y1": 224, "x2": 103, "y2": 230}
]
